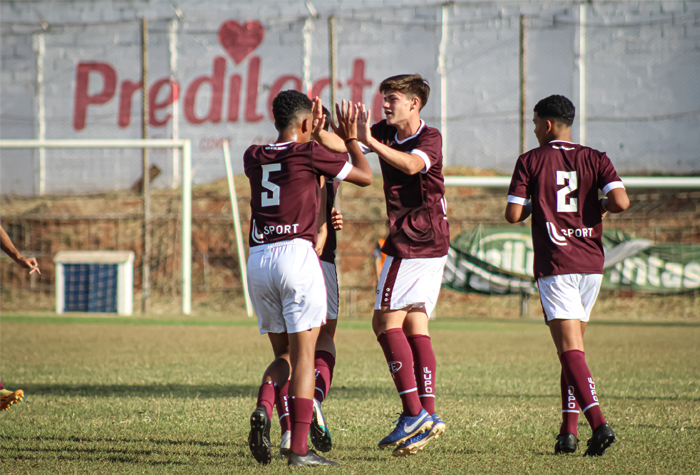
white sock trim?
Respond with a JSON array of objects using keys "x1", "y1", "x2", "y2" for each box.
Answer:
[
  {"x1": 419, "y1": 394, "x2": 435, "y2": 398},
  {"x1": 314, "y1": 387, "x2": 325, "y2": 400},
  {"x1": 582, "y1": 402, "x2": 599, "y2": 413},
  {"x1": 279, "y1": 413, "x2": 289, "y2": 421},
  {"x1": 562, "y1": 410, "x2": 579, "y2": 413},
  {"x1": 398, "y1": 387, "x2": 418, "y2": 395}
]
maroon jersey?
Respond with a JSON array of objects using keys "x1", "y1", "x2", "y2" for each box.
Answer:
[
  {"x1": 507, "y1": 140, "x2": 624, "y2": 278},
  {"x1": 244, "y1": 141, "x2": 352, "y2": 247},
  {"x1": 320, "y1": 179, "x2": 341, "y2": 264},
  {"x1": 371, "y1": 120, "x2": 450, "y2": 258}
]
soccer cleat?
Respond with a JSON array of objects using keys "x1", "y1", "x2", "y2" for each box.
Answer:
[
  {"x1": 554, "y1": 432, "x2": 578, "y2": 454},
  {"x1": 279, "y1": 430, "x2": 292, "y2": 459},
  {"x1": 377, "y1": 409, "x2": 433, "y2": 449},
  {"x1": 248, "y1": 406, "x2": 272, "y2": 465},
  {"x1": 287, "y1": 449, "x2": 339, "y2": 467},
  {"x1": 428, "y1": 414, "x2": 447, "y2": 440},
  {"x1": 392, "y1": 413, "x2": 445, "y2": 457},
  {"x1": 310, "y1": 398, "x2": 333, "y2": 453},
  {"x1": 0, "y1": 389, "x2": 24, "y2": 412},
  {"x1": 584, "y1": 423, "x2": 615, "y2": 457}
]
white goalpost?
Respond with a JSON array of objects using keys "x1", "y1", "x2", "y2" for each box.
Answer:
[{"x1": 0, "y1": 139, "x2": 193, "y2": 315}]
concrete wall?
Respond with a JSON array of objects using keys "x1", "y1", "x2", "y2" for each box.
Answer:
[{"x1": 2, "y1": 1, "x2": 699, "y2": 194}]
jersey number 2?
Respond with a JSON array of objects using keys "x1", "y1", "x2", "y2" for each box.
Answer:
[
  {"x1": 261, "y1": 164, "x2": 281, "y2": 207},
  {"x1": 556, "y1": 171, "x2": 578, "y2": 212}
]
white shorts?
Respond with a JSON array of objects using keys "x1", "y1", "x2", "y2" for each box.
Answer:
[
  {"x1": 374, "y1": 255, "x2": 447, "y2": 318},
  {"x1": 247, "y1": 239, "x2": 327, "y2": 335},
  {"x1": 537, "y1": 273, "x2": 603, "y2": 323},
  {"x1": 321, "y1": 260, "x2": 339, "y2": 320}
]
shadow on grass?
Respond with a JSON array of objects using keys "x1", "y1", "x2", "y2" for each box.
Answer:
[{"x1": 0, "y1": 434, "x2": 230, "y2": 448}]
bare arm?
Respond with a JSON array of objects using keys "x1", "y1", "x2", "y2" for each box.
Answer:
[
  {"x1": 505, "y1": 201, "x2": 532, "y2": 224},
  {"x1": 600, "y1": 187, "x2": 630, "y2": 214},
  {"x1": 356, "y1": 103, "x2": 424, "y2": 175},
  {"x1": 315, "y1": 178, "x2": 328, "y2": 256},
  {"x1": 0, "y1": 224, "x2": 40, "y2": 274}
]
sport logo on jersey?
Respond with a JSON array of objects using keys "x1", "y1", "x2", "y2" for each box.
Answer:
[{"x1": 387, "y1": 361, "x2": 402, "y2": 374}]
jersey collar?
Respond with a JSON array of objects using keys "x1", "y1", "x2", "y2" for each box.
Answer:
[
  {"x1": 395, "y1": 120, "x2": 425, "y2": 144},
  {"x1": 268, "y1": 141, "x2": 294, "y2": 147},
  {"x1": 549, "y1": 140, "x2": 576, "y2": 145}
]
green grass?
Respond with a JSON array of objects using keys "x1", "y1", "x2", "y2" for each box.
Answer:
[{"x1": 1, "y1": 316, "x2": 699, "y2": 474}]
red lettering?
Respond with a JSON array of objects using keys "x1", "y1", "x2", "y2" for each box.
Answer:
[
  {"x1": 118, "y1": 80, "x2": 141, "y2": 128},
  {"x1": 227, "y1": 75, "x2": 242, "y2": 122},
  {"x1": 346, "y1": 59, "x2": 372, "y2": 104},
  {"x1": 372, "y1": 90, "x2": 384, "y2": 123},
  {"x1": 268, "y1": 75, "x2": 302, "y2": 120},
  {"x1": 184, "y1": 56, "x2": 226, "y2": 125},
  {"x1": 73, "y1": 62, "x2": 117, "y2": 131},
  {"x1": 310, "y1": 77, "x2": 343, "y2": 102},
  {"x1": 149, "y1": 78, "x2": 179, "y2": 127},
  {"x1": 245, "y1": 56, "x2": 264, "y2": 122}
]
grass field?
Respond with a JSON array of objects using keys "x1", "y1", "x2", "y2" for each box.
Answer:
[{"x1": 1, "y1": 315, "x2": 699, "y2": 474}]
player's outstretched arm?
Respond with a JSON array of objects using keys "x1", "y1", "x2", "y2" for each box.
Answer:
[
  {"x1": 357, "y1": 104, "x2": 424, "y2": 175},
  {"x1": 0, "y1": 224, "x2": 40, "y2": 274},
  {"x1": 600, "y1": 187, "x2": 630, "y2": 214},
  {"x1": 311, "y1": 97, "x2": 348, "y2": 154},
  {"x1": 505, "y1": 201, "x2": 532, "y2": 223},
  {"x1": 335, "y1": 101, "x2": 372, "y2": 187}
]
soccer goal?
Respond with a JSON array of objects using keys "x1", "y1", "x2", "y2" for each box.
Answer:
[{"x1": 0, "y1": 139, "x2": 193, "y2": 315}]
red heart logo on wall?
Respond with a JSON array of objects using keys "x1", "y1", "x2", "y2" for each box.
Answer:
[{"x1": 218, "y1": 20, "x2": 265, "y2": 65}]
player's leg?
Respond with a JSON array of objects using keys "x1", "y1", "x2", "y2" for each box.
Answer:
[
  {"x1": 0, "y1": 379, "x2": 24, "y2": 412},
  {"x1": 373, "y1": 256, "x2": 433, "y2": 449},
  {"x1": 309, "y1": 260, "x2": 338, "y2": 452},
  {"x1": 275, "y1": 378, "x2": 291, "y2": 458},
  {"x1": 543, "y1": 274, "x2": 614, "y2": 456}
]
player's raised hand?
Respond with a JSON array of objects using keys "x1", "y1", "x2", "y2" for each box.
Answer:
[
  {"x1": 18, "y1": 256, "x2": 40, "y2": 275},
  {"x1": 311, "y1": 97, "x2": 326, "y2": 136},
  {"x1": 357, "y1": 103, "x2": 371, "y2": 145},
  {"x1": 331, "y1": 208, "x2": 343, "y2": 231},
  {"x1": 334, "y1": 100, "x2": 357, "y2": 141}
]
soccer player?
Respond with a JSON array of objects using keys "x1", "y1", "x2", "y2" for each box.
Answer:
[
  {"x1": 275, "y1": 107, "x2": 345, "y2": 458},
  {"x1": 313, "y1": 74, "x2": 449, "y2": 457},
  {"x1": 0, "y1": 222, "x2": 40, "y2": 412},
  {"x1": 245, "y1": 90, "x2": 372, "y2": 467},
  {"x1": 504, "y1": 95, "x2": 629, "y2": 456}
]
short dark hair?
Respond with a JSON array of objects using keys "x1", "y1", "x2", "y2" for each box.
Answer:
[
  {"x1": 379, "y1": 74, "x2": 430, "y2": 110},
  {"x1": 272, "y1": 90, "x2": 313, "y2": 131},
  {"x1": 533, "y1": 95, "x2": 575, "y2": 126},
  {"x1": 322, "y1": 106, "x2": 331, "y2": 132}
]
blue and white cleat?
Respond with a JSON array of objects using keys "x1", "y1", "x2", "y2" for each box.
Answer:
[
  {"x1": 392, "y1": 414, "x2": 446, "y2": 457},
  {"x1": 378, "y1": 409, "x2": 433, "y2": 449}
]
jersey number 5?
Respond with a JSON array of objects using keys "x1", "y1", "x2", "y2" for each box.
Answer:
[
  {"x1": 261, "y1": 164, "x2": 281, "y2": 207},
  {"x1": 556, "y1": 171, "x2": 578, "y2": 212}
]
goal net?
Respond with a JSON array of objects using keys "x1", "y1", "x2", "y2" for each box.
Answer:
[{"x1": 0, "y1": 139, "x2": 193, "y2": 315}]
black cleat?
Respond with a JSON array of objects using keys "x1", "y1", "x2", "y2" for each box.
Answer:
[
  {"x1": 554, "y1": 433, "x2": 578, "y2": 454},
  {"x1": 584, "y1": 423, "x2": 616, "y2": 457},
  {"x1": 248, "y1": 406, "x2": 272, "y2": 465},
  {"x1": 310, "y1": 399, "x2": 333, "y2": 453},
  {"x1": 288, "y1": 449, "x2": 339, "y2": 467}
]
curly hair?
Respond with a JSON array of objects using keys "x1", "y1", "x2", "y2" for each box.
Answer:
[
  {"x1": 533, "y1": 95, "x2": 575, "y2": 127},
  {"x1": 379, "y1": 74, "x2": 430, "y2": 110},
  {"x1": 271, "y1": 90, "x2": 313, "y2": 131}
]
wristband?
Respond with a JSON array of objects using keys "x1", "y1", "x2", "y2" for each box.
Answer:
[{"x1": 344, "y1": 137, "x2": 358, "y2": 145}]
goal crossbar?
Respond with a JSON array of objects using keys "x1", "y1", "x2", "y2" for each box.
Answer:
[
  {"x1": 0, "y1": 138, "x2": 193, "y2": 315},
  {"x1": 444, "y1": 176, "x2": 700, "y2": 189}
]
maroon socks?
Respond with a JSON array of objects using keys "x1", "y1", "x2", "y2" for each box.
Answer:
[
  {"x1": 559, "y1": 350, "x2": 606, "y2": 431},
  {"x1": 377, "y1": 328, "x2": 423, "y2": 416},
  {"x1": 314, "y1": 350, "x2": 336, "y2": 404},
  {"x1": 256, "y1": 381, "x2": 275, "y2": 420},
  {"x1": 407, "y1": 334, "x2": 437, "y2": 415},
  {"x1": 289, "y1": 396, "x2": 314, "y2": 455},
  {"x1": 560, "y1": 368, "x2": 580, "y2": 435},
  {"x1": 274, "y1": 381, "x2": 290, "y2": 434}
]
